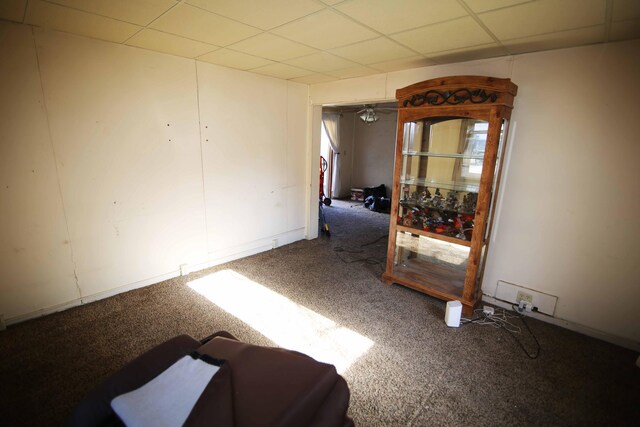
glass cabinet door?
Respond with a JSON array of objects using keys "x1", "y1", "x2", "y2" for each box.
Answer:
[
  {"x1": 392, "y1": 118, "x2": 497, "y2": 297},
  {"x1": 398, "y1": 118, "x2": 487, "y2": 240}
]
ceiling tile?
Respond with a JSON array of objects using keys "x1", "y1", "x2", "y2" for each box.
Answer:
[
  {"x1": 228, "y1": 33, "x2": 317, "y2": 61},
  {"x1": 479, "y1": 0, "x2": 607, "y2": 40},
  {"x1": 250, "y1": 63, "x2": 311, "y2": 79},
  {"x1": 290, "y1": 74, "x2": 337, "y2": 84},
  {"x1": 369, "y1": 55, "x2": 437, "y2": 72},
  {"x1": 25, "y1": 0, "x2": 141, "y2": 43},
  {"x1": 285, "y1": 52, "x2": 359, "y2": 72},
  {"x1": 45, "y1": 0, "x2": 178, "y2": 26},
  {"x1": 325, "y1": 65, "x2": 380, "y2": 79},
  {"x1": 391, "y1": 17, "x2": 494, "y2": 55},
  {"x1": 150, "y1": 3, "x2": 261, "y2": 46},
  {"x1": 426, "y1": 42, "x2": 507, "y2": 63},
  {"x1": 329, "y1": 37, "x2": 416, "y2": 64},
  {"x1": 185, "y1": 0, "x2": 323, "y2": 30},
  {"x1": 0, "y1": 0, "x2": 26, "y2": 23},
  {"x1": 612, "y1": 0, "x2": 640, "y2": 21},
  {"x1": 126, "y1": 29, "x2": 218, "y2": 58},
  {"x1": 503, "y1": 26, "x2": 605, "y2": 54},
  {"x1": 462, "y1": 0, "x2": 530, "y2": 13},
  {"x1": 198, "y1": 48, "x2": 275, "y2": 69},
  {"x1": 271, "y1": 9, "x2": 378, "y2": 50},
  {"x1": 610, "y1": 19, "x2": 640, "y2": 41},
  {"x1": 335, "y1": 0, "x2": 467, "y2": 34}
]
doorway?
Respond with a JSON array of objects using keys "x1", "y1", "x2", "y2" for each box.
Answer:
[
  {"x1": 316, "y1": 103, "x2": 397, "y2": 245},
  {"x1": 319, "y1": 103, "x2": 397, "y2": 203}
]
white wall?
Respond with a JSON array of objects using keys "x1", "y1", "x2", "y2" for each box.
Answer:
[
  {"x1": 0, "y1": 21, "x2": 309, "y2": 322},
  {"x1": 197, "y1": 63, "x2": 307, "y2": 258},
  {"x1": 351, "y1": 111, "x2": 396, "y2": 197},
  {"x1": 486, "y1": 42, "x2": 640, "y2": 346},
  {"x1": 35, "y1": 28, "x2": 207, "y2": 299},
  {"x1": 310, "y1": 39, "x2": 640, "y2": 348},
  {"x1": 0, "y1": 23, "x2": 78, "y2": 317},
  {"x1": 336, "y1": 111, "x2": 355, "y2": 199}
]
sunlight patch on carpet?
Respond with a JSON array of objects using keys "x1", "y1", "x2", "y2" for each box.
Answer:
[{"x1": 188, "y1": 269, "x2": 374, "y2": 374}]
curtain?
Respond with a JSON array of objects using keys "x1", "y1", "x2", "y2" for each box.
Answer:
[{"x1": 322, "y1": 112, "x2": 342, "y2": 197}]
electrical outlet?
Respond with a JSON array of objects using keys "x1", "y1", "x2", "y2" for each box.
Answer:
[
  {"x1": 495, "y1": 281, "x2": 558, "y2": 315},
  {"x1": 483, "y1": 306, "x2": 495, "y2": 315},
  {"x1": 516, "y1": 291, "x2": 533, "y2": 304}
]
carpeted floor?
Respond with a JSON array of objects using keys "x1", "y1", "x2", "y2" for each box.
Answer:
[{"x1": 0, "y1": 199, "x2": 638, "y2": 426}]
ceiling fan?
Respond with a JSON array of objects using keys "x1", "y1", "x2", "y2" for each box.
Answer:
[{"x1": 354, "y1": 104, "x2": 396, "y2": 124}]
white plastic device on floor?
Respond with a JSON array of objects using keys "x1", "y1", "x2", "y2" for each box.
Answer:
[{"x1": 445, "y1": 300, "x2": 462, "y2": 327}]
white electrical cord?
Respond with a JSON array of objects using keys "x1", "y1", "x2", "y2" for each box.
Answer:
[{"x1": 460, "y1": 306, "x2": 540, "y2": 359}]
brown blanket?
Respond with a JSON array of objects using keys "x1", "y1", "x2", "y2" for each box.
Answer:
[{"x1": 68, "y1": 333, "x2": 353, "y2": 427}]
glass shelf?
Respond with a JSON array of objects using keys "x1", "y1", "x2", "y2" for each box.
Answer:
[
  {"x1": 393, "y1": 232, "x2": 470, "y2": 297},
  {"x1": 396, "y1": 225, "x2": 473, "y2": 247},
  {"x1": 398, "y1": 201, "x2": 476, "y2": 216},
  {"x1": 399, "y1": 177, "x2": 480, "y2": 193},
  {"x1": 402, "y1": 151, "x2": 484, "y2": 160}
]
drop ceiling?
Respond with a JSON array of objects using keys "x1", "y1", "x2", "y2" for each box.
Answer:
[{"x1": 1, "y1": 0, "x2": 638, "y2": 84}]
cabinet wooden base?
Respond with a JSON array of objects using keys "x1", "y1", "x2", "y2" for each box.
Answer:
[
  {"x1": 381, "y1": 272, "x2": 394, "y2": 285},
  {"x1": 383, "y1": 272, "x2": 479, "y2": 317}
]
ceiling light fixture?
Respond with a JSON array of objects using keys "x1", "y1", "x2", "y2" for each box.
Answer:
[{"x1": 359, "y1": 107, "x2": 379, "y2": 124}]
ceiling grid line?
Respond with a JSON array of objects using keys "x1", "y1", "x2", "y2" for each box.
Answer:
[
  {"x1": 185, "y1": 0, "x2": 323, "y2": 32},
  {"x1": 182, "y1": 2, "x2": 267, "y2": 34},
  {"x1": 39, "y1": 0, "x2": 151, "y2": 27},
  {"x1": 457, "y1": 0, "x2": 510, "y2": 57},
  {"x1": 25, "y1": 3, "x2": 225, "y2": 51},
  {"x1": 127, "y1": 28, "x2": 219, "y2": 51},
  {"x1": 318, "y1": 3, "x2": 431, "y2": 62},
  {"x1": 220, "y1": 33, "x2": 324, "y2": 64},
  {"x1": 2, "y1": 0, "x2": 636, "y2": 83},
  {"x1": 120, "y1": 1, "x2": 186, "y2": 46}
]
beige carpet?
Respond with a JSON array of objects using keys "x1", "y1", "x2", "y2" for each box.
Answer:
[{"x1": 0, "y1": 199, "x2": 638, "y2": 426}]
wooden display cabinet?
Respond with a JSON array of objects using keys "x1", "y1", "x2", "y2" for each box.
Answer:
[{"x1": 382, "y1": 76, "x2": 518, "y2": 316}]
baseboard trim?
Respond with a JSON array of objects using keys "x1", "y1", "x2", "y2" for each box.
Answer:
[
  {"x1": 5, "y1": 299, "x2": 84, "y2": 327},
  {"x1": 5, "y1": 270, "x2": 182, "y2": 327},
  {"x1": 81, "y1": 270, "x2": 182, "y2": 305},
  {"x1": 4, "y1": 228, "x2": 306, "y2": 327},
  {"x1": 192, "y1": 228, "x2": 306, "y2": 272},
  {"x1": 482, "y1": 295, "x2": 640, "y2": 353}
]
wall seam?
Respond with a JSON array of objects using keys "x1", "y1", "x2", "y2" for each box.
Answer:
[
  {"x1": 285, "y1": 82, "x2": 290, "y2": 231},
  {"x1": 604, "y1": 0, "x2": 614, "y2": 42},
  {"x1": 30, "y1": 26, "x2": 83, "y2": 299},
  {"x1": 22, "y1": 0, "x2": 28, "y2": 22},
  {"x1": 194, "y1": 61, "x2": 210, "y2": 255}
]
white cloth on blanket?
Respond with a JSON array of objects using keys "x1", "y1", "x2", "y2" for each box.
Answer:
[{"x1": 111, "y1": 355, "x2": 220, "y2": 427}]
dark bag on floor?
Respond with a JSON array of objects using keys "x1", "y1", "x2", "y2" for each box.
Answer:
[
  {"x1": 364, "y1": 196, "x2": 390, "y2": 212},
  {"x1": 363, "y1": 184, "x2": 386, "y2": 199}
]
